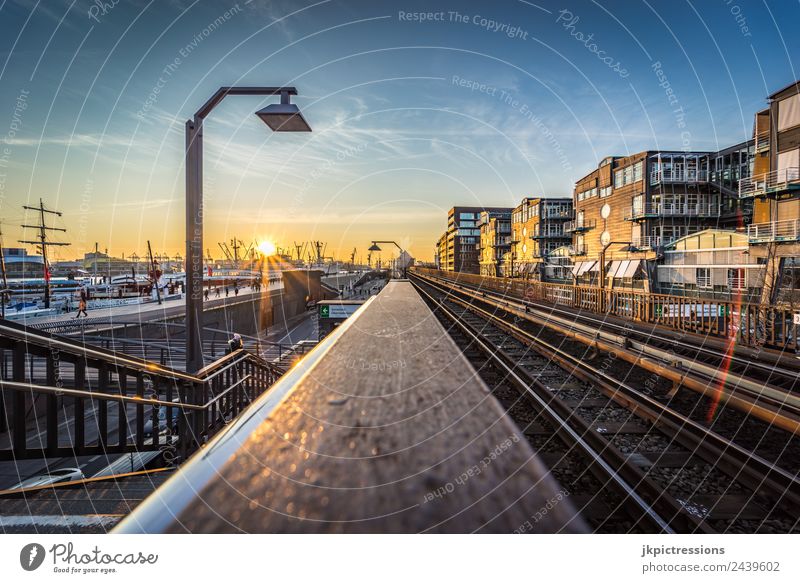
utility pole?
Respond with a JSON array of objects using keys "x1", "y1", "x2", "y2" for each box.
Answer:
[
  {"x1": 147, "y1": 240, "x2": 162, "y2": 305},
  {"x1": 19, "y1": 199, "x2": 69, "y2": 309}
]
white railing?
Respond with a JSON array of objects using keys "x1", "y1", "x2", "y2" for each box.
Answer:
[
  {"x1": 625, "y1": 203, "x2": 721, "y2": 220},
  {"x1": 747, "y1": 219, "x2": 800, "y2": 242},
  {"x1": 630, "y1": 236, "x2": 665, "y2": 249},
  {"x1": 542, "y1": 208, "x2": 573, "y2": 219},
  {"x1": 650, "y1": 169, "x2": 709, "y2": 184},
  {"x1": 739, "y1": 167, "x2": 800, "y2": 198},
  {"x1": 568, "y1": 244, "x2": 587, "y2": 256}
]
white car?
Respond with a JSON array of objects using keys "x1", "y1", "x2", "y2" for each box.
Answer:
[{"x1": 9, "y1": 467, "x2": 85, "y2": 490}]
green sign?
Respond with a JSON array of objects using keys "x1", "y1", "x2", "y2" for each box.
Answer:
[{"x1": 319, "y1": 305, "x2": 330, "y2": 318}]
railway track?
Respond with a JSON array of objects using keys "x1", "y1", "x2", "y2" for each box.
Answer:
[
  {"x1": 412, "y1": 275, "x2": 800, "y2": 533},
  {"x1": 414, "y1": 270, "x2": 800, "y2": 393}
]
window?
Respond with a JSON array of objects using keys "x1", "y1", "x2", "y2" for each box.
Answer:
[
  {"x1": 599, "y1": 186, "x2": 612, "y2": 198},
  {"x1": 614, "y1": 169, "x2": 623, "y2": 188},
  {"x1": 727, "y1": 268, "x2": 745, "y2": 290},
  {"x1": 459, "y1": 212, "x2": 475, "y2": 219},
  {"x1": 778, "y1": 93, "x2": 800, "y2": 131},
  {"x1": 624, "y1": 165, "x2": 633, "y2": 185},
  {"x1": 633, "y1": 161, "x2": 643, "y2": 182},
  {"x1": 696, "y1": 268, "x2": 711, "y2": 288}
]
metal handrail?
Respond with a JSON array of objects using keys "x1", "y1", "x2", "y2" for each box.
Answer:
[{"x1": 113, "y1": 295, "x2": 377, "y2": 533}]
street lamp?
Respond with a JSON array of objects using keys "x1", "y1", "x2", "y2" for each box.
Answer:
[
  {"x1": 368, "y1": 241, "x2": 407, "y2": 277},
  {"x1": 185, "y1": 86, "x2": 311, "y2": 373}
]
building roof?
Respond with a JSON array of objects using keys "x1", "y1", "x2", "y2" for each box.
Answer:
[
  {"x1": 767, "y1": 79, "x2": 800, "y2": 100},
  {"x1": 663, "y1": 229, "x2": 749, "y2": 251}
]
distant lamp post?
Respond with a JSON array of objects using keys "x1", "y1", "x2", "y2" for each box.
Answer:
[
  {"x1": 368, "y1": 241, "x2": 407, "y2": 278},
  {"x1": 185, "y1": 86, "x2": 311, "y2": 373}
]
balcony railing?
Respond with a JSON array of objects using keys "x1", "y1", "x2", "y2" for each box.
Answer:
[
  {"x1": 747, "y1": 219, "x2": 800, "y2": 243},
  {"x1": 567, "y1": 244, "x2": 587, "y2": 256},
  {"x1": 650, "y1": 169, "x2": 709, "y2": 185},
  {"x1": 739, "y1": 167, "x2": 800, "y2": 198},
  {"x1": 564, "y1": 219, "x2": 596, "y2": 233},
  {"x1": 530, "y1": 229, "x2": 567, "y2": 239},
  {"x1": 630, "y1": 236, "x2": 673, "y2": 250},
  {"x1": 625, "y1": 203, "x2": 721, "y2": 220},
  {"x1": 541, "y1": 208, "x2": 573, "y2": 219}
]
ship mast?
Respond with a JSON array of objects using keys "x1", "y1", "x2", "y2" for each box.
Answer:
[{"x1": 19, "y1": 199, "x2": 69, "y2": 309}]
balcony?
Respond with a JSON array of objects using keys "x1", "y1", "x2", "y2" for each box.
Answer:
[
  {"x1": 739, "y1": 167, "x2": 800, "y2": 198},
  {"x1": 650, "y1": 169, "x2": 709, "y2": 185},
  {"x1": 630, "y1": 236, "x2": 673, "y2": 250},
  {"x1": 567, "y1": 244, "x2": 587, "y2": 256},
  {"x1": 624, "y1": 202, "x2": 722, "y2": 221},
  {"x1": 542, "y1": 208, "x2": 572, "y2": 219},
  {"x1": 564, "y1": 219, "x2": 596, "y2": 233},
  {"x1": 747, "y1": 219, "x2": 800, "y2": 243},
  {"x1": 530, "y1": 229, "x2": 567, "y2": 239}
]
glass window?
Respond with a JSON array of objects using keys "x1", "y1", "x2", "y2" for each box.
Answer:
[
  {"x1": 633, "y1": 161, "x2": 643, "y2": 182},
  {"x1": 697, "y1": 268, "x2": 711, "y2": 288},
  {"x1": 614, "y1": 169, "x2": 623, "y2": 188},
  {"x1": 624, "y1": 165, "x2": 633, "y2": 184},
  {"x1": 727, "y1": 268, "x2": 745, "y2": 290}
]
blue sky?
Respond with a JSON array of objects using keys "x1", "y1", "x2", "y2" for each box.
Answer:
[{"x1": 0, "y1": 0, "x2": 798, "y2": 261}]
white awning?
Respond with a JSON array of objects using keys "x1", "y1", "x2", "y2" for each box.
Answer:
[
  {"x1": 606, "y1": 260, "x2": 626, "y2": 279},
  {"x1": 570, "y1": 262, "x2": 583, "y2": 276},
  {"x1": 622, "y1": 259, "x2": 642, "y2": 278},
  {"x1": 587, "y1": 261, "x2": 600, "y2": 273}
]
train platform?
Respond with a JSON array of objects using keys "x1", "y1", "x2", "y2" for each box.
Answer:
[{"x1": 116, "y1": 281, "x2": 584, "y2": 533}]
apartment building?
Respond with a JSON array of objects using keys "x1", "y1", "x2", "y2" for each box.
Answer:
[
  {"x1": 505, "y1": 197, "x2": 573, "y2": 278},
  {"x1": 740, "y1": 80, "x2": 800, "y2": 303},
  {"x1": 477, "y1": 209, "x2": 513, "y2": 276},
  {"x1": 439, "y1": 206, "x2": 511, "y2": 273},
  {"x1": 570, "y1": 149, "x2": 748, "y2": 290}
]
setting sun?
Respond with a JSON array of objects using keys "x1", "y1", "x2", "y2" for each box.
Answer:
[{"x1": 258, "y1": 240, "x2": 277, "y2": 257}]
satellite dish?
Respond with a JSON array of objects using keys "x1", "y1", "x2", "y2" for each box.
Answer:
[
  {"x1": 601, "y1": 231, "x2": 611, "y2": 246},
  {"x1": 601, "y1": 204, "x2": 612, "y2": 220}
]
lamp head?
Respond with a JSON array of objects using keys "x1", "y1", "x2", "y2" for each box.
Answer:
[
  {"x1": 368, "y1": 243, "x2": 381, "y2": 252},
  {"x1": 255, "y1": 92, "x2": 311, "y2": 132}
]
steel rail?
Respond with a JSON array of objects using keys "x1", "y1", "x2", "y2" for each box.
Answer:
[
  {"x1": 412, "y1": 272, "x2": 800, "y2": 434},
  {"x1": 413, "y1": 275, "x2": 800, "y2": 511},
  {"x1": 413, "y1": 279, "x2": 680, "y2": 533}
]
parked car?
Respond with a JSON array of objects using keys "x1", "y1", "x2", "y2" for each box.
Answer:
[
  {"x1": 10, "y1": 467, "x2": 84, "y2": 490},
  {"x1": 143, "y1": 400, "x2": 180, "y2": 438}
]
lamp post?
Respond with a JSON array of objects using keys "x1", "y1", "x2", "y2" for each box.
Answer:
[
  {"x1": 368, "y1": 241, "x2": 407, "y2": 278},
  {"x1": 185, "y1": 86, "x2": 311, "y2": 373}
]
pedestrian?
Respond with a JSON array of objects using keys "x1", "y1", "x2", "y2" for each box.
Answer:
[
  {"x1": 225, "y1": 286, "x2": 229, "y2": 297},
  {"x1": 227, "y1": 333, "x2": 243, "y2": 354},
  {"x1": 234, "y1": 285, "x2": 239, "y2": 297},
  {"x1": 75, "y1": 297, "x2": 88, "y2": 318},
  {"x1": 204, "y1": 288, "x2": 209, "y2": 301},
  {"x1": 215, "y1": 287, "x2": 220, "y2": 298}
]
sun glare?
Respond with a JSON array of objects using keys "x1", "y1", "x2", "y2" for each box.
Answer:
[{"x1": 258, "y1": 240, "x2": 277, "y2": 257}]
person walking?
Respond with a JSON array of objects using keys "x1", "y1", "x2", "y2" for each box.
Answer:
[
  {"x1": 225, "y1": 286, "x2": 229, "y2": 297},
  {"x1": 204, "y1": 288, "x2": 209, "y2": 301},
  {"x1": 75, "y1": 297, "x2": 88, "y2": 318},
  {"x1": 214, "y1": 287, "x2": 220, "y2": 298}
]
